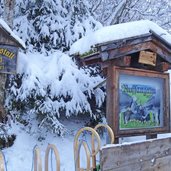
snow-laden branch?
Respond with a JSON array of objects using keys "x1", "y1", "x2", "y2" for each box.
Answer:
[{"x1": 106, "y1": 0, "x2": 127, "y2": 25}]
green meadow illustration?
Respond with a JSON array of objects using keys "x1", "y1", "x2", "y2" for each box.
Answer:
[{"x1": 119, "y1": 84, "x2": 161, "y2": 129}]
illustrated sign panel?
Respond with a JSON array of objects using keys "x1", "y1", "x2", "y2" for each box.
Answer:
[
  {"x1": 0, "y1": 45, "x2": 18, "y2": 74},
  {"x1": 119, "y1": 73, "x2": 164, "y2": 130}
]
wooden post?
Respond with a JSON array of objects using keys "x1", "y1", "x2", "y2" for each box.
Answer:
[
  {"x1": 0, "y1": 74, "x2": 7, "y2": 122},
  {"x1": 3, "y1": 0, "x2": 15, "y2": 28},
  {"x1": 1, "y1": 0, "x2": 16, "y2": 122},
  {"x1": 106, "y1": 62, "x2": 120, "y2": 143}
]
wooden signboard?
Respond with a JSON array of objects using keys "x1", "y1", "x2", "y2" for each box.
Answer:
[
  {"x1": 138, "y1": 51, "x2": 157, "y2": 66},
  {"x1": 0, "y1": 45, "x2": 18, "y2": 74},
  {"x1": 107, "y1": 66, "x2": 170, "y2": 139},
  {"x1": 100, "y1": 137, "x2": 171, "y2": 171}
]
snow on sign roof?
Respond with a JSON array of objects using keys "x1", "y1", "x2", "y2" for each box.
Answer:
[
  {"x1": 70, "y1": 20, "x2": 171, "y2": 55},
  {"x1": 0, "y1": 18, "x2": 26, "y2": 49}
]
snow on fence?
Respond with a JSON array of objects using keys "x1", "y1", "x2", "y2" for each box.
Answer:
[{"x1": 100, "y1": 137, "x2": 171, "y2": 171}]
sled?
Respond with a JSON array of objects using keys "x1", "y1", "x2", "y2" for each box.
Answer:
[{"x1": 74, "y1": 124, "x2": 114, "y2": 171}]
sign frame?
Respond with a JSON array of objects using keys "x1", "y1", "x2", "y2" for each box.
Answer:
[
  {"x1": 113, "y1": 67, "x2": 170, "y2": 137},
  {"x1": 0, "y1": 44, "x2": 18, "y2": 74}
]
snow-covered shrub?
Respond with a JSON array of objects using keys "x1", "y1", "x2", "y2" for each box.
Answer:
[
  {"x1": 0, "y1": 120, "x2": 16, "y2": 149},
  {"x1": 5, "y1": 52, "x2": 105, "y2": 135}
]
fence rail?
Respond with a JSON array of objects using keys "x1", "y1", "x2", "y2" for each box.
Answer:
[{"x1": 100, "y1": 137, "x2": 171, "y2": 171}]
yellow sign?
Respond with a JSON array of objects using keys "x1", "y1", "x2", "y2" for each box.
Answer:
[
  {"x1": 0, "y1": 48, "x2": 15, "y2": 59},
  {"x1": 0, "y1": 45, "x2": 18, "y2": 74}
]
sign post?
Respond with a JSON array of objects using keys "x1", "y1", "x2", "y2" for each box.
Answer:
[
  {"x1": 0, "y1": 19, "x2": 25, "y2": 122},
  {"x1": 0, "y1": 45, "x2": 18, "y2": 121}
]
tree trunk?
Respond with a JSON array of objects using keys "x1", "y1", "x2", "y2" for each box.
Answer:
[{"x1": 3, "y1": 0, "x2": 15, "y2": 28}]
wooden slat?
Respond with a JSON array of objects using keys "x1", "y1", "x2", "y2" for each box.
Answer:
[
  {"x1": 106, "y1": 62, "x2": 115, "y2": 141},
  {"x1": 80, "y1": 53, "x2": 101, "y2": 66},
  {"x1": 100, "y1": 137, "x2": 171, "y2": 171},
  {"x1": 0, "y1": 28, "x2": 23, "y2": 48},
  {"x1": 101, "y1": 56, "x2": 131, "y2": 69},
  {"x1": 112, "y1": 56, "x2": 131, "y2": 67},
  {"x1": 139, "y1": 51, "x2": 157, "y2": 66},
  {"x1": 155, "y1": 62, "x2": 171, "y2": 72},
  {"x1": 101, "y1": 41, "x2": 171, "y2": 65},
  {"x1": 98, "y1": 33, "x2": 152, "y2": 52}
]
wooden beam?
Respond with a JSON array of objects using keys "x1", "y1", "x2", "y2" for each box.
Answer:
[
  {"x1": 101, "y1": 56, "x2": 131, "y2": 76},
  {"x1": 113, "y1": 56, "x2": 131, "y2": 67},
  {"x1": 80, "y1": 52, "x2": 101, "y2": 65},
  {"x1": 106, "y1": 63, "x2": 117, "y2": 141},
  {"x1": 155, "y1": 62, "x2": 171, "y2": 72},
  {"x1": 150, "y1": 30, "x2": 171, "y2": 50},
  {"x1": 93, "y1": 79, "x2": 106, "y2": 90},
  {"x1": 107, "y1": 41, "x2": 171, "y2": 64},
  {"x1": 98, "y1": 33, "x2": 152, "y2": 52},
  {"x1": 108, "y1": 41, "x2": 152, "y2": 59}
]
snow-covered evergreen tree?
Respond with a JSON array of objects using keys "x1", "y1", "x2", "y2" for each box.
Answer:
[
  {"x1": 88, "y1": 0, "x2": 171, "y2": 32},
  {"x1": 13, "y1": 0, "x2": 101, "y2": 52},
  {"x1": 4, "y1": 0, "x2": 104, "y2": 136}
]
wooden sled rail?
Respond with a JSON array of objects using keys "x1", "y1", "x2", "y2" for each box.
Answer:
[
  {"x1": 33, "y1": 146, "x2": 42, "y2": 171},
  {"x1": 0, "y1": 151, "x2": 5, "y2": 171},
  {"x1": 0, "y1": 124, "x2": 114, "y2": 171},
  {"x1": 45, "y1": 144, "x2": 60, "y2": 171},
  {"x1": 92, "y1": 124, "x2": 115, "y2": 169},
  {"x1": 33, "y1": 144, "x2": 60, "y2": 171},
  {"x1": 74, "y1": 127, "x2": 101, "y2": 171},
  {"x1": 74, "y1": 124, "x2": 115, "y2": 171},
  {"x1": 75, "y1": 140, "x2": 91, "y2": 171}
]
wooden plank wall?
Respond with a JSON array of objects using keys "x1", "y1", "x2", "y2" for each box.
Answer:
[
  {"x1": 0, "y1": 29, "x2": 19, "y2": 47},
  {"x1": 100, "y1": 137, "x2": 171, "y2": 171}
]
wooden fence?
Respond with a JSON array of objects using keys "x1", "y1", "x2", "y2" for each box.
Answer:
[{"x1": 100, "y1": 137, "x2": 171, "y2": 171}]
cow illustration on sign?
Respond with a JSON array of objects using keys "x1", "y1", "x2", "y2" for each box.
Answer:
[{"x1": 119, "y1": 83, "x2": 161, "y2": 129}]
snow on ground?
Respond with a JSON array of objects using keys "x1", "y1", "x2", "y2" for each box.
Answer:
[
  {"x1": 2, "y1": 118, "x2": 171, "y2": 171},
  {"x1": 1, "y1": 116, "x2": 112, "y2": 171},
  {"x1": 2, "y1": 117, "x2": 85, "y2": 171},
  {"x1": 70, "y1": 20, "x2": 171, "y2": 55}
]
